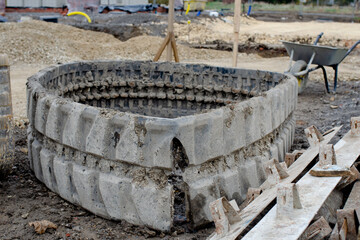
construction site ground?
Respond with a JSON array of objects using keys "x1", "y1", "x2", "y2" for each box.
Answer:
[{"x1": 0, "y1": 13, "x2": 359, "y2": 239}]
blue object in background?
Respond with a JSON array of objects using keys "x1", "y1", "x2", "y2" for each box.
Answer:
[
  {"x1": 247, "y1": 5, "x2": 252, "y2": 15},
  {"x1": 196, "y1": 10, "x2": 201, "y2": 16},
  {"x1": 0, "y1": 16, "x2": 7, "y2": 22}
]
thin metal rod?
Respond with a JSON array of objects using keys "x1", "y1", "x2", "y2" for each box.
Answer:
[
  {"x1": 285, "y1": 49, "x2": 294, "y2": 72},
  {"x1": 292, "y1": 52, "x2": 316, "y2": 77}
]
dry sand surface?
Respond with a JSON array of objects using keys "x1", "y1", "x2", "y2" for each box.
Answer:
[
  {"x1": 175, "y1": 16, "x2": 360, "y2": 46},
  {"x1": 1, "y1": 19, "x2": 359, "y2": 121},
  {"x1": 0, "y1": 20, "x2": 229, "y2": 65}
]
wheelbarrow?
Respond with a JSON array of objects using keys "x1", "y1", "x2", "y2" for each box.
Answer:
[{"x1": 282, "y1": 33, "x2": 360, "y2": 93}]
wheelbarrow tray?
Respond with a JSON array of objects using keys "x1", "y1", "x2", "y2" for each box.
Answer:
[{"x1": 282, "y1": 41, "x2": 348, "y2": 66}]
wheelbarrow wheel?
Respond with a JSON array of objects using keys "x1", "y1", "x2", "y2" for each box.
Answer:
[{"x1": 290, "y1": 60, "x2": 308, "y2": 94}]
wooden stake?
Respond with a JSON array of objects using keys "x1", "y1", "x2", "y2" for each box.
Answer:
[
  {"x1": 153, "y1": 34, "x2": 171, "y2": 62},
  {"x1": 170, "y1": 32, "x2": 180, "y2": 62},
  {"x1": 299, "y1": 216, "x2": 332, "y2": 240},
  {"x1": 242, "y1": 127, "x2": 360, "y2": 240},
  {"x1": 208, "y1": 126, "x2": 341, "y2": 240},
  {"x1": 232, "y1": 0, "x2": 241, "y2": 67},
  {"x1": 153, "y1": 0, "x2": 179, "y2": 63},
  {"x1": 337, "y1": 166, "x2": 360, "y2": 189},
  {"x1": 337, "y1": 209, "x2": 357, "y2": 240},
  {"x1": 166, "y1": 0, "x2": 175, "y2": 61}
]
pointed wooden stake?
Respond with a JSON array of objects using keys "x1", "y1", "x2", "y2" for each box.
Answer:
[
  {"x1": 351, "y1": 116, "x2": 360, "y2": 136},
  {"x1": 305, "y1": 125, "x2": 324, "y2": 148},
  {"x1": 276, "y1": 183, "x2": 302, "y2": 219},
  {"x1": 299, "y1": 217, "x2": 332, "y2": 240}
]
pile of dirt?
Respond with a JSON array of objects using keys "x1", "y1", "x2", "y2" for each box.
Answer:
[
  {"x1": 174, "y1": 16, "x2": 258, "y2": 45},
  {"x1": 173, "y1": 16, "x2": 360, "y2": 47},
  {"x1": 2, "y1": 19, "x2": 358, "y2": 66},
  {"x1": 0, "y1": 20, "x2": 229, "y2": 65}
]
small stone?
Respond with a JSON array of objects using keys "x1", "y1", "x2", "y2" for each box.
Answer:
[
  {"x1": 171, "y1": 231, "x2": 177, "y2": 237},
  {"x1": 77, "y1": 212, "x2": 86, "y2": 216},
  {"x1": 159, "y1": 232, "x2": 166, "y2": 238},
  {"x1": 21, "y1": 213, "x2": 29, "y2": 219},
  {"x1": 20, "y1": 147, "x2": 28, "y2": 154},
  {"x1": 330, "y1": 96, "x2": 335, "y2": 101},
  {"x1": 330, "y1": 105, "x2": 338, "y2": 109},
  {"x1": 72, "y1": 226, "x2": 81, "y2": 232},
  {"x1": 145, "y1": 229, "x2": 156, "y2": 237}
]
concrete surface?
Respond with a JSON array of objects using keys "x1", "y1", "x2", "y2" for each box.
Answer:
[{"x1": 0, "y1": 54, "x2": 14, "y2": 177}]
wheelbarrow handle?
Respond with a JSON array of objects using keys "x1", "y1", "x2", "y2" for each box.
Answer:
[
  {"x1": 313, "y1": 32, "x2": 324, "y2": 45},
  {"x1": 342, "y1": 40, "x2": 360, "y2": 61}
]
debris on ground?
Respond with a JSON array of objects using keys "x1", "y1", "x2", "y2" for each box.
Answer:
[{"x1": 29, "y1": 220, "x2": 57, "y2": 234}]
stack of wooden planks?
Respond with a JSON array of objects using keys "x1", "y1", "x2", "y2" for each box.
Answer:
[{"x1": 208, "y1": 116, "x2": 360, "y2": 240}]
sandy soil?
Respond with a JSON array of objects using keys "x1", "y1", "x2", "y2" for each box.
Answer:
[
  {"x1": 174, "y1": 16, "x2": 360, "y2": 46},
  {"x1": 1, "y1": 15, "x2": 360, "y2": 240}
]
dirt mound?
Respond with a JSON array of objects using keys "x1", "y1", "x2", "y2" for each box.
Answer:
[
  {"x1": 174, "y1": 16, "x2": 360, "y2": 47},
  {"x1": 0, "y1": 20, "x2": 117, "y2": 64},
  {"x1": 0, "y1": 20, "x2": 229, "y2": 65}
]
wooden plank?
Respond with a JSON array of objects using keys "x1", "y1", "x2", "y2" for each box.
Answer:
[
  {"x1": 337, "y1": 209, "x2": 357, "y2": 240},
  {"x1": 337, "y1": 166, "x2": 360, "y2": 190},
  {"x1": 208, "y1": 126, "x2": 341, "y2": 240},
  {"x1": 309, "y1": 166, "x2": 351, "y2": 177},
  {"x1": 232, "y1": 0, "x2": 241, "y2": 67},
  {"x1": 344, "y1": 181, "x2": 360, "y2": 211},
  {"x1": 329, "y1": 182, "x2": 360, "y2": 240},
  {"x1": 314, "y1": 189, "x2": 343, "y2": 225},
  {"x1": 339, "y1": 218, "x2": 348, "y2": 240},
  {"x1": 166, "y1": 0, "x2": 174, "y2": 61},
  {"x1": 329, "y1": 223, "x2": 340, "y2": 240},
  {"x1": 242, "y1": 129, "x2": 360, "y2": 240}
]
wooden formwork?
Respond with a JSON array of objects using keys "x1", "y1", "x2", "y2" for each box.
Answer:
[{"x1": 208, "y1": 117, "x2": 360, "y2": 240}]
